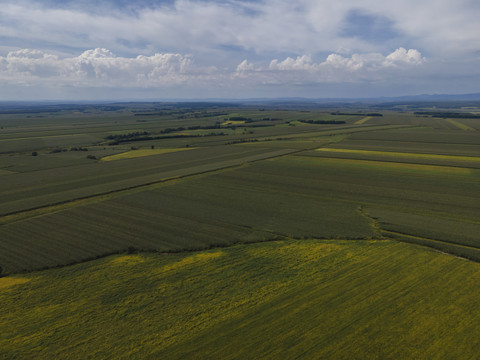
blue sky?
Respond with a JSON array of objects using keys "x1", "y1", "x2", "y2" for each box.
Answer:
[{"x1": 0, "y1": 0, "x2": 479, "y2": 100}]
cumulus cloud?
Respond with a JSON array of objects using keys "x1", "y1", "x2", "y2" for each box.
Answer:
[
  {"x1": 269, "y1": 55, "x2": 317, "y2": 71},
  {"x1": 384, "y1": 47, "x2": 425, "y2": 65},
  {"x1": 235, "y1": 48, "x2": 426, "y2": 84},
  {"x1": 0, "y1": 47, "x2": 427, "y2": 90},
  {"x1": 0, "y1": 48, "x2": 206, "y2": 87},
  {"x1": 235, "y1": 59, "x2": 255, "y2": 73}
]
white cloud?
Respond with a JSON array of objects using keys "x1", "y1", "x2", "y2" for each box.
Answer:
[
  {"x1": 0, "y1": 48, "x2": 203, "y2": 87},
  {"x1": 269, "y1": 55, "x2": 317, "y2": 71},
  {"x1": 384, "y1": 47, "x2": 425, "y2": 65},
  {"x1": 235, "y1": 48, "x2": 426, "y2": 84},
  {"x1": 235, "y1": 59, "x2": 255, "y2": 73},
  {"x1": 0, "y1": 47, "x2": 427, "y2": 89}
]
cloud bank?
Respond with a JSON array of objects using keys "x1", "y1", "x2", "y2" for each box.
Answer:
[
  {"x1": 0, "y1": 48, "x2": 426, "y2": 89},
  {"x1": 0, "y1": 48, "x2": 202, "y2": 86},
  {"x1": 236, "y1": 48, "x2": 426, "y2": 84}
]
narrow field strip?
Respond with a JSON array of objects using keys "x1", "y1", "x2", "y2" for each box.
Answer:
[
  {"x1": 354, "y1": 116, "x2": 371, "y2": 125},
  {"x1": 221, "y1": 120, "x2": 245, "y2": 125},
  {"x1": 101, "y1": 148, "x2": 196, "y2": 161},
  {"x1": 446, "y1": 119, "x2": 476, "y2": 131},
  {"x1": 297, "y1": 155, "x2": 474, "y2": 174},
  {"x1": 0, "y1": 133, "x2": 87, "y2": 142},
  {"x1": 316, "y1": 147, "x2": 480, "y2": 162}
]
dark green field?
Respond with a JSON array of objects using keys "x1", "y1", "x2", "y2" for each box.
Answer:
[{"x1": 1, "y1": 101, "x2": 479, "y2": 358}]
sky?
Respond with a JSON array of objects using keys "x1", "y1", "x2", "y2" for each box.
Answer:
[{"x1": 0, "y1": 0, "x2": 479, "y2": 100}]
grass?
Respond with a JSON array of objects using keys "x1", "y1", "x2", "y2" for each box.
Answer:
[
  {"x1": 3, "y1": 239, "x2": 480, "y2": 359},
  {"x1": 100, "y1": 147, "x2": 195, "y2": 161}
]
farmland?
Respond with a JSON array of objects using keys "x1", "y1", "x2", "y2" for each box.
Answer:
[
  {"x1": 3, "y1": 240, "x2": 480, "y2": 359},
  {"x1": 0, "y1": 101, "x2": 480, "y2": 358}
]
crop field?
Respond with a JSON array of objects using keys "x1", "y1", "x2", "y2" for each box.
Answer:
[
  {"x1": 0, "y1": 161, "x2": 376, "y2": 273},
  {"x1": 1, "y1": 101, "x2": 480, "y2": 358},
  {"x1": 3, "y1": 239, "x2": 480, "y2": 359},
  {"x1": 100, "y1": 147, "x2": 196, "y2": 161},
  {"x1": 1, "y1": 144, "x2": 478, "y2": 273},
  {"x1": 316, "y1": 147, "x2": 480, "y2": 162},
  {"x1": 0, "y1": 146, "x2": 296, "y2": 216},
  {"x1": 326, "y1": 138, "x2": 480, "y2": 157},
  {"x1": 314, "y1": 147, "x2": 480, "y2": 168}
]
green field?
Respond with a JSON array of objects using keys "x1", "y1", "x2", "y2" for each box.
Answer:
[
  {"x1": 1, "y1": 102, "x2": 480, "y2": 358},
  {"x1": 3, "y1": 239, "x2": 480, "y2": 359}
]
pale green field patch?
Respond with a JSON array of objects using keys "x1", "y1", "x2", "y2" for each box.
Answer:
[
  {"x1": 309, "y1": 156, "x2": 472, "y2": 174},
  {"x1": 317, "y1": 147, "x2": 480, "y2": 162},
  {"x1": 354, "y1": 116, "x2": 371, "y2": 125},
  {"x1": 446, "y1": 119, "x2": 476, "y2": 131},
  {"x1": 101, "y1": 147, "x2": 196, "y2": 161},
  {"x1": 221, "y1": 120, "x2": 245, "y2": 125}
]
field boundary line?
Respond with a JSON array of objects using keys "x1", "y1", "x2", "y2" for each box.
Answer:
[
  {"x1": 316, "y1": 147, "x2": 480, "y2": 162},
  {"x1": 295, "y1": 153, "x2": 480, "y2": 170},
  {"x1": 381, "y1": 230, "x2": 480, "y2": 262},
  {"x1": 381, "y1": 230, "x2": 479, "y2": 250},
  {"x1": 0, "y1": 133, "x2": 88, "y2": 142},
  {"x1": 240, "y1": 124, "x2": 419, "y2": 144},
  {"x1": 0, "y1": 148, "x2": 304, "y2": 225}
]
